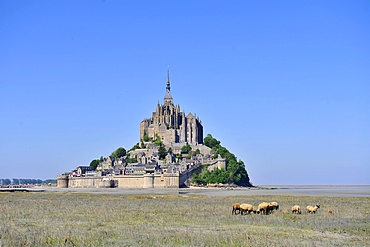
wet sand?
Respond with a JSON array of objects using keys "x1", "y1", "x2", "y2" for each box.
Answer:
[{"x1": 42, "y1": 185, "x2": 370, "y2": 197}]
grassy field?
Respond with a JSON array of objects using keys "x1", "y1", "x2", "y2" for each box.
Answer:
[{"x1": 0, "y1": 192, "x2": 369, "y2": 246}]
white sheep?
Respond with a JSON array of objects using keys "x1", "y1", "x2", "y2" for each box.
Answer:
[
  {"x1": 306, "y1": 204, "x2": 320, "y2": 214},
  {"x1": 240, "y1": 203, "x2": 255, "y2": 215},
  {"x1": 269, "y1": 201, "x2": 279, "y2": 211},
  {"x1": 232, "y1": 203, "x2": 241, "y2": 215},
  {"x1": 291, "y1": 205, "x2": 301, "y2": 214},
  {"x1": 257, "y1": 202, "x2": 272, "y2": 215}
]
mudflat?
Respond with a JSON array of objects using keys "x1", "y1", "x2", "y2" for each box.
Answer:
[
  {"x1": 2, "y1": 185, "x2": 370, "y2": 246},
  {"x1": 44, "y1": 185, "x2": 370, "y2": 197}
]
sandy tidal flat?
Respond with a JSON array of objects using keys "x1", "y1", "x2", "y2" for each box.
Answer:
[
  {"x1": 43, "y1": 185, "x2": 370, "y2": 197},
  {"x1": 1, "y1": 185, "x2": 369, "y2": 246}
]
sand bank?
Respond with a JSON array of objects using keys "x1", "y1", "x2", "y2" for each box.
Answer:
[{"x1": 41, "y1": 185, "x2": 370, "y2": 197}]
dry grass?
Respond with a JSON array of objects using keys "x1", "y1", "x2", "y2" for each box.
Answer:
[{"x1": 0, "y1": 192, "x2": 369, "y2": 246}]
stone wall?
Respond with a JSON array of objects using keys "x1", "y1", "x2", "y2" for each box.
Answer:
[
  {"x1": 58, "y1": 173, "x2": 181, "y2": 189},
  {"x1": 115, "y1": 175, "x2": 147, "y2": 188},
  {"x1": 66, "y1": 177, "x2": 115, "y2": 188}
]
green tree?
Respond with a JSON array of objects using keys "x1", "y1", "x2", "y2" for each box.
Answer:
[
  {"x1": 181, "y1": 144, "x2": 192, "y2": 154},
  {"x1": 211, "y1": 146, "x2": 218, "y2": 159},
  {"x1": 126, "y1": 157, "x2": 138, "y2": 163},
  {"x1": 90, "y1": 159, "x2": 100, "y2": 170},
  {"x1": 200, "y1": 134, "x2": 251, "y2": 186},
  {"x1": 158, "y1": 144, "x2": 167, "y2": 159},
  {"x1": 204, "y1": 134, "x2": 221, "y2": 149},
  {"x1": 142, "y1": 134, "x2": 150, "y2": 142},
  {"x1": 153, "y1": 134, "x2": 163, "y2": 146},
  {"x1": 129, "y1": 143, "x2": 140, "y2": 151},
  {"x1": 177, "y1": 153, "x2": 183, "y2": 161},
  {"x1": 191, "y1": 173, "x2": 206, "y2": 185},
  {"x1": 111, "y1": 147, "x2": 126, "y2": 158}
]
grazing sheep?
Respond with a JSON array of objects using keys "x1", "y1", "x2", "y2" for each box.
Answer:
[
  {"x1": 257, "y1": 202, "x2": 272, "y2": 215},
  {"x1": 291, "y1": 205, "x2": 301, "y2": 214},
  {"x1": 327, "y1": 208, "x2": 334, "y2": 214},
  {"x1": 240, "y1": 203, "x2": 255, "y2": 215},
  {"x1": 306, "y1": 204, "x2": 320, "y2": 214},
  {"x1": 232, "y1": 203, "x2": 241, "y2": 215},
  {"x1": 269, "y1": 201, "x2": 279, "y2": 211}
]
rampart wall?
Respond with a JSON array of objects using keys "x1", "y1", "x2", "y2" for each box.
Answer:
[{"x1": 57, "y1": 173, "x2": 182, "y2": 189}]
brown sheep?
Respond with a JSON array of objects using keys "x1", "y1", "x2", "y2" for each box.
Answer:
[
  {"x1": 232, "y1": 203, "x2": 241, "y2": 215},
  {"x1": 269, "y1": 201, "x2": 279, "y2": 211},
  {"x1": 291, "y1": 205, "x2": 301, "y2": 214},
  {"x1": 240, "y1": 203, "x2": 255, "y2": 215},
  {"x1": 257, "y1": 202, "x2": 272, "y2": 215},
  {"x1": 327, "y1": 208, "x2": 334, "y2": 214},
  {"x1": 306, "y1": 204, "x2": 320, "y2": 214}
]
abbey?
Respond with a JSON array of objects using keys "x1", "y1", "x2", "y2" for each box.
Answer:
[
  {"x1": 57, "y1": 71, "x2": 228, "y2": 189},
  {"x1": 140, "y1": 71, "x2": 203, "y2": 146}
]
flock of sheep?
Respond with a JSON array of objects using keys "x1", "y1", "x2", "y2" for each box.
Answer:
[{"x1": 232, "y1": 202, "x2": 322, "y2": 215}]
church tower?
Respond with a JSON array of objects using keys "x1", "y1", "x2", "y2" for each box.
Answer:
[
  {"x1": 164, "y1": 69, "x2": 173, "y2": 104},
  {"x1": 140, "y1": 70, "x2": 203, "y2": 146}
]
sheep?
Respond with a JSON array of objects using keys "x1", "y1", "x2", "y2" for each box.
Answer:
[
  {"x1": 291, "y1": 205, "x2": 301, "y2": 214},
  {"x1": 327, "y1": 208, "x2": 334, "y2": 214},
  {"x1": 232, "y1": 203, "x2": 241, "y2": 215},
  {"x1": 306, "y1": 204, "x2": 320, "y2": 214},
  {"x1": 269, "y1": 201, "x2": 279, "y2": 211},
  {"x1": 257, "y1": 202, "x2": 272, "y2": 215},
  {"x1": 240, "y1": 203, "x2": 255, "y2": 215}
]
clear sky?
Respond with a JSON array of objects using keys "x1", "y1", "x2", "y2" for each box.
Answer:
[{"x1": 1, "y1": 0, "x2": 369, "y2": 185}]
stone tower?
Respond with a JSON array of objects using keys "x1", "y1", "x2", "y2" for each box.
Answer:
[{"x1": 140, "y1": 70, "x2": 203, "y2": 146}]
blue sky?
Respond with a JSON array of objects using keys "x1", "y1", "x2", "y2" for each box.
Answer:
[{"x1": 1, "y1": 0, "x2": 369, "y2": 185}]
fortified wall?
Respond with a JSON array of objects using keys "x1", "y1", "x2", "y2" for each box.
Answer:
[{"x1": 57, "y1": 172, "x2": 187, "y2": 189}]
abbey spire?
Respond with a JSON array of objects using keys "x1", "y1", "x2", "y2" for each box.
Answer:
[
  {"x1": 164, "y1": 68, "x2": 173, "y2": 104},
  {"x1": 166, "y1": 68, "x2": 171, "y2": 92}
]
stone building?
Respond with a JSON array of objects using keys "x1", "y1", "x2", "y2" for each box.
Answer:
[
  {"x1": 140, "y1": 71, "x2": 203, "y2": 146},
  {"x1": 57, "y1": 70, "x2": 228, "y2": 189}
]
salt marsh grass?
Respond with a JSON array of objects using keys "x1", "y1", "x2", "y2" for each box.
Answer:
[{"x1": 0, "y1": 192, "x2": 369, "y2": 246}]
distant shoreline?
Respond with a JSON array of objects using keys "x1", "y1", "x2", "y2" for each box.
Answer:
[{"x1": 2, "y1": 185, "x2": 366, "y2": 197}]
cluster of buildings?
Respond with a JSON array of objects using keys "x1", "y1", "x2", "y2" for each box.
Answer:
[{"x1": 57, "y1": 71, "x2": 226, "y2": 189}]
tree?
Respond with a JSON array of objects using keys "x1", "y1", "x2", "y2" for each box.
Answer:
[
  {"x1": 158, "y1": 144, "x2": 167, "y2": 159},
  {"x1": 90, "y1": 159, "x2": 100, "y2": 170},
  {"x1": 129, "y1": 143, "x2": 140, "y2": 151},
  {"x1": 181, "y1": 144, "x2": 192, "y2": 154},
  {"x1": 126, "y1": 157, "x2": 138, "y2": 163},
  {"x1": 142, "y1": 134, "x2": 150, "y2": 142},
  {"x1": 198, "y1": 134, "x2": 251, "y2": 186},
  {"x1": 204, "y1": 134, "x2": 221, "y2": 149},
  {"x1": 176, "y1": 153, "x2": 183, "y2": 161},
  {"x1": 153, "y1": 134, "x2": 162, "y2": 146},
  {"x1": 1, "y1": 179, "x2": 11, "y2": 185},
  {"x1": 111, "y1": 147, "x2": 126, "y2": 158},
  {"x1": 211, "y1": 146, "x2": 218, "y2": 159}
]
